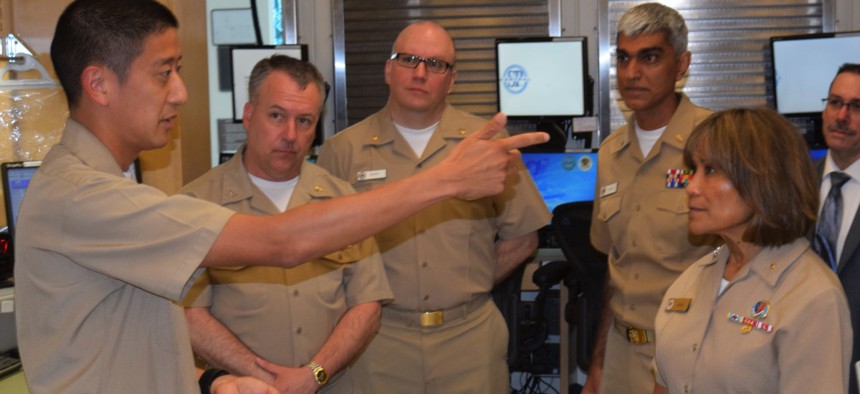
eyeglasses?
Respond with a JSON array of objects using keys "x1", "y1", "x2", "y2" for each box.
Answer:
[
  {"x1": 389, "y1": 53, "x2": 454, "y2": 74},
  {"x1": 822, "y1": 97, "x2": 860, "y2": 115}
]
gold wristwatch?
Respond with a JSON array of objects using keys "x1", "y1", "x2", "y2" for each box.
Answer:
[{"x1": 306, "y1": 360, "x2": 329, "y2": 387}]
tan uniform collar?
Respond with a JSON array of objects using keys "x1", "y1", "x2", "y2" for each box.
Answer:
[
  {"x1": 606, "y1": 94, "x2": 700, "y2": 156},
  {"x1": 218, "y1": 147, "x2": 336, "y2": 214},
  {"x1": 702, "y1": 238, "x2": 810, "y2": 288}
]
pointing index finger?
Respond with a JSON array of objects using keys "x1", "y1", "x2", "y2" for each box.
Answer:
[{"x1": 501, "y1": 131, "x2": 550, "y2": 151}]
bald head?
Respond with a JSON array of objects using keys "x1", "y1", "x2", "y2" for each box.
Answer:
[
  {"x1": 385, "y1": 20, "x2": 457, "y2": 128},
  {"x1": 391, "y1": 21, "x2": 456, "y2": 60}
]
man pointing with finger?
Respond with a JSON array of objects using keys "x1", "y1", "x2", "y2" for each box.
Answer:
[
  {"x1": 317, "y1": 20, "x2": 551, "y2": 393},
  {"x1": 14, "y1": 2, "x2": 547, "y2": 393}
]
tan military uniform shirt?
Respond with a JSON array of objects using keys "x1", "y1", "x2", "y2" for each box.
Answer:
[
  {"x1": 15, "y1": 120, "x2": 234, "y2": 393},
  {"x1": 591, "y1": 94, "x2": 714, "y2": 331},
  {"x1": 318, "y1": 104, "x2": 550, "y2": 311},
  {"x1": 180, "y1": 150, "x2": 391, "y2": 392},
  {"x1": 655, "y1": 238, "x2": 852, "y2": 393},
  {"x1": 591, "y1": 95, "x2": 715, "y2": 393},
  {"x1": 317, "y1": 105, "x2": 549, "y2": 393}
]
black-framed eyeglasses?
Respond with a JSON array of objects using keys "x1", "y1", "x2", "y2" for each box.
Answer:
[
  {"x1": 822, "y1": 97, "x2": 860, "y2": 115},
  {"x1": 389, "y1": 53, "x2": 454, "y2": 74}
]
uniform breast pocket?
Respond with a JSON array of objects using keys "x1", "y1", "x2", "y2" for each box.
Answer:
[
  {"x1": 314, "y1": 268, "x2": 345, "y2": 305},
  {"x1": 597, "y1": 193, "x2": 622, "y2": 223},
  {"x1": 652, "y1": 190, "x2": 692, "y2": 257}
]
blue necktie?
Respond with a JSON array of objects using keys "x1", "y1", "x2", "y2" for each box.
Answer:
[{"x1": 814, "y1": 172, "x2": 851, "y2": 271}]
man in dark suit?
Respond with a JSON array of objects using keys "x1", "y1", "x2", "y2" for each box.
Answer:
[{"x1": 816, "y1": 63, "x2": 860, "y2": 394}]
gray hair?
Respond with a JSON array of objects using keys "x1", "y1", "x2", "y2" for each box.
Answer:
[{"x1": 617, "y1": 2, "x2": 688, "y2": 57}]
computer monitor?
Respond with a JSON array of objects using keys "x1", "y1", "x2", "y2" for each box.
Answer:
[
  {"x1": 770, "y1": 31, "x2": 860, "y2": 148},
  {"x1": 521, "y1": 151, "x2": 598, "y2": 215},
  {"x1": 810, "y1": 148, "x2": 828, "y2": 162},
  {"x1": 1, "y1": 161, "x2": 40, "y2": 237},
  {"x1": 496, "y1": 37, "x2": 589, "y2": 119},
  {"x1": 230, "y1": 44, "x2": 308, "y2": 122}
]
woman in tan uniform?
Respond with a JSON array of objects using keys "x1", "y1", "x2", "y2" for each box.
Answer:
[{"x1": 653, "y1": 107, "x2": 853, "y2": 393}]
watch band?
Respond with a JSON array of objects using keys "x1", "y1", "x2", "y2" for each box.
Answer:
[
  {"x1": 306, "y1": 360, "x2": 329, "y2": 387},
  {"x1": 199, "y1": 368, "x2": 230, "y2": 394}
]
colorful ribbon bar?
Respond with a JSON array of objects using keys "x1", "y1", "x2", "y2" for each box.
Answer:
[{"x1": 727, "y1": 312, "x2": 774, "y2": 333}]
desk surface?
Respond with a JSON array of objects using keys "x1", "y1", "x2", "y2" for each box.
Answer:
[{"x1": 0, "y1": 371, "x2": 28, "y2": 393}]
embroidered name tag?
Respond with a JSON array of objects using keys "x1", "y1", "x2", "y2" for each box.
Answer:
[
  {"x1": 600, "y1": 182, "x2": 618, "y2": 197},
  {"x1": 356, "y1": 169, "x2": 386, "y2": 181},
  {"x1": 665, "y1": 298, "x2": 691, "y2": 312}
]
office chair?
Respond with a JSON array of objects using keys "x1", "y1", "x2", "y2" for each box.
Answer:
[
  {"x1": 491, "y1": 248, "x2": 559, "y2": 376},
  {"x1": 532, "y1": 201, "x2": 607, "y2": 389}
]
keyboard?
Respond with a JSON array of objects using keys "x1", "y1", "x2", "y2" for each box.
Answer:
[{"x1": 0, "y1": 349, "x2": 21, "y2": 380}]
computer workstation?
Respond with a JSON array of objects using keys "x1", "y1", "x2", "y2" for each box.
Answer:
[{"x1": 493, "y1": 35, "x2": 599, "y2": 393}]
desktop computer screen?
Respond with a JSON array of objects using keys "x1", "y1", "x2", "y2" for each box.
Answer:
[
  {"x1": 1, "y1": 161, "x2": 40, "y2": 236},
  {"x1": 496, "y1": 37, "x2": 588, "y2": 118},
  {"x1": 521, "y1": 151, "x2": 598, "y2": 215}
]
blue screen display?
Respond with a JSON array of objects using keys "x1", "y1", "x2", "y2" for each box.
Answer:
[
  {"x1": 810, "y1": 148, "x2": 827, "y2": 161},
  {"x1": 521, "y1": 152, "x2": 597, "y2": 214}
]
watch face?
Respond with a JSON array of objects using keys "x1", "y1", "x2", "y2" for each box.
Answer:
[{"x1": 316, "y1": 369, "x2": 328, "y2": 384}]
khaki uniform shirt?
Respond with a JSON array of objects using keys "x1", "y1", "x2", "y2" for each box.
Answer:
[
  {"x1": 15, "y1": 120, "x2": 234, "y2": 393},
  {"x1": 654, "y1": 239, "x2": 852, "y2": 393},
  {"x1": 591, "y1": 94, "x2": 715, "y2": 331},
  {"x1": 317, "y1": 105, "x2": 550, "y2": 311},
  {"x1": 180, "y1": 150, "x2": 392, "y2": 392}
]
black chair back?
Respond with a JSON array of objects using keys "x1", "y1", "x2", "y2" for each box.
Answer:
[{"x1": 550, "y1": 201, "x2": 607, "y2": 371}]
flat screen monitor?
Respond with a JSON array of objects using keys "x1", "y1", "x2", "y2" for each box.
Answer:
[
  {"x1": 771, "y1": 32, "x2": 860, "y2": 116},
  {"x1": 0, "y1": 161, "x2": 39, "y2": 237},
  {"x1": 230, "y1": 45, "x2": 308, "y2": 121},
  {"x1": 810, "y1": 148, "x2": 828, "y2": 162},
  {"x1": 496, "y1": 37, "x2": 588, "y2": 119},
  {"x1": 521, "y1": 151, "x2": 597, "y2": 215}
]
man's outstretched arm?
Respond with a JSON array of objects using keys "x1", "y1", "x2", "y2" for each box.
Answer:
[{"x1": 203, "y1": 113, "x2": 548, "y2": 269}]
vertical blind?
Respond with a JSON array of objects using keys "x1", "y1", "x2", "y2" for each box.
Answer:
[
  {"x1": 603, "y1": 0, "x2": 825, "y2": 133},
  {"x1": 334, "y1": 0, "x2": 828, "y2": 136},
  {"x1": 337, "y1": 0, "x2": 549, "y2": 128}
]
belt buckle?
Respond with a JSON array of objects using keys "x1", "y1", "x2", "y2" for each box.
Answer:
[
  {"x1": 420, "y1": 311, "x2": 444, "y2": 327},
  {"x1": 626, "y1": 327, "x2": 648, "y2": 344}
]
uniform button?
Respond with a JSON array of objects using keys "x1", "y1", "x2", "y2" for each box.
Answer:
[
  {"x1": 633, "y1": 273, "x2": 640, "y2": 280},
  {"x1": 422, "y1": 261, "x2": 428, "y2": 268},
  {"x1": 692, "y1": 343, "x2": 697, "y2": 351},
  {"x1": 636, "y1": 204, "x2": 641, "y2": 212},
  {"x1": 684, "y1": 384, "x2": 689, "y2": 393},
  {"x1": 296, "y1": 327, "x2": 303, "y2": 334},
  {"x1": 293, "y1": 290, "x2": 299, "y2": 297},
  {"x1": 632, "y1": 240, "x2": 637, "y2": 247},
  {"x1": 423, "y1": 295, "x2": 430, "y2": 301},
  {"x1": 313, "y1": 185, "x2": 323, "y2": 192}
]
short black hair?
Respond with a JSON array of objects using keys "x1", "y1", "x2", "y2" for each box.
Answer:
[{"x1": 51, "y1": 0, "x2": 178, "y2": 108}]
